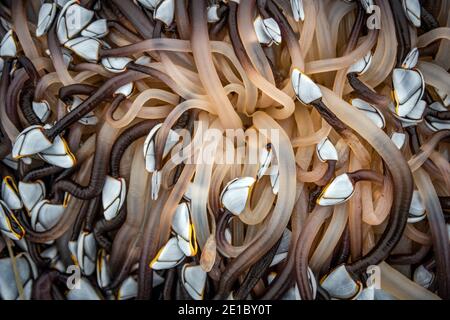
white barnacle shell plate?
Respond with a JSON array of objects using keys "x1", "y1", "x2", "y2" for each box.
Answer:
[
  {"x1": 117, "y1": 276, "x2": 138, "y2": 300},
  {"x1": 408, "y1": 190, "x2": 426, "y2": 223},
  {"x1": 291, "y1": 68, "x2": 322, "y2": 105},
  {"x1": 18, "y1": 181, "x2": 46, "y2": 213},
  {"x1": 57, "y1": 1, "x2": 94, "y2": 44},
  {"x1": 402, "y1": 0, "x2": 421, "y2": 27},
  {"x1": 360, "y1": 0, "x2": 374, "y2": 12},
  {"x1": 257, "y1": 145, "x2": 273, "y2": 179},
  {"x1": 352, "y1": 98, "x2": 385, "y2": 129},
  {"x1": 96, "y1": 249, "x2": 111, "y2": 289},
  {"x1": 181, "y1": 264, "x2": 207, "y2": 300},
  {"x1": 0, "y1": 200, "x2": 25, "y2": 241},
  {"x1": 77, "y1": 231, "x2": 97, "y2": 276},
  {"x1": 143, "y1": 123, "x2": 180, "y2": 173},
  {"x1": 270, "y1": 165, "x2": 280, "y2": 195},
  {"x1": 321, "y1": 265, "x2": 362, "y2": 300},
  {"x1": 254, "y1": 16, "x2": 282, "y2": 46},
  {"x1": 413, "y1": 265, "x2": 434, "y2": 289},
  {"x1": 154, "y1": 0, "x2": 175, "y2": 26},
  {"x1": 30, "y1": 200, "x2": 65, "y2": 232},
  {"x1": 36, "y1": 3, "x2": 57, "y2": 37},
  {"x1": 1, "y1": 176, "x2": 22, "y2": 210},
  {"x1": 81, "y1": 19, "x2": 109, "y2": 38},
  {"x1": 392, "y1": 68, "x2": 425, "y2": 117},
  {"x1": 396, "y1": 99, "x2": 426, "y2": 124},
  {"x1": 390, "y1": 132, "x2": 406, "y2": 150},
  {"x1": 0, "y1": 253, "x2": 37, "y2": 300},
  {"x1": 39, "y1": 135, "x2": 76, "y2": 169},
  {"x1": 317, "y1": 173, "x2": 355, "y2": 206},
  {"x1": 316, "y1": 137, "x2": 338, "y2": 162},
  {"x1": 65, "y1": 37, "x2": 101, "y2": 63},
  {"x1": 347, "y1": 52, "x2": 372, "y2": 75},
  {"x1": 115, "y1": 82, "x2": 134, "y2": 97},
  {"x1": 150, "y1": 237, "x2": 185, "y2": 270},
  {"x1": 66, "y1": 277, "x2": 101, "y2": 300},
  {"x1": 32, "y1": 101, "x2": 51, "y2": 123},
  {"x1": 290, "y1": 0, "x2": 305, "y2": 22},
  {"x1": 12, "y1": 125, "x2": 53, "y2": 159},
  {"x1": 402, "y1": 47, "x2": 419, "y2": 69},
  {"x1": 172, "y1": 202, "x2": 197, "y2": 257},
  {"x1": 102, "y1": 176, "x2": 126, "y2": 221},
  {"x1": 207, "y1": 4, "x2": 220, "y2": 23},
  {"x1": 101, "y1": 56, "x2": 132, "y2": 73},
  {"x1": 220, "y1": 177, "x2": 256, "y2": 216},
  {"x1": 0, "y1": 30, "x2": 17, "y2": 58},
  {"x1": 137, "y1": 0, "x2": 162, "y2": 10}
]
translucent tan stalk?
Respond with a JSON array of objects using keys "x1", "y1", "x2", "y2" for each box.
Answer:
[
  {"x1": 299, "y1": 0, "x2": 317, "y2": 56},
  {"x1": 190, "y1": 3, "x2": 242, "y2": 129},
  {"x1": 417, "y1": 61, "x2": 450, "y2": 94},
  {"x1": 409, "y1": 130, "x2": 450, "y2": 172},
  {"x1": 362, "y1": 174, "x2": 393, "y2": 225},
  {"x1": 12, "y1": 0, "x2": 40, "y2": 60},
  {"x1": 404, "y1": 224, "x2": 432, "y2": 246},
  {"x1": 378, "y1": 262, "x2": 441, "y2": 300},
  {"x1": 413, "y1": 168, "x2": 450, "y2": 298},
  {"x1": 310, "y1": 204, "x2": 348, "y2": 273}
]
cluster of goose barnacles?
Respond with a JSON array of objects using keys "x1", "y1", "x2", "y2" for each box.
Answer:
[{"x1": 0, "y1": 0, "x2": 449, "y2": 301}]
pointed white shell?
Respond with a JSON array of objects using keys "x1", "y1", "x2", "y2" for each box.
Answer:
[
  {"x1": 66, "y1": 277, "x2": 101, "y2": 300},
  {"x1": 321, "y1": 265, "x2": 361, "y2": 299},
  {"x1": 408, "y1": 190, "x2": 426, "y2": 223},
  {"x1": 390, "y1": 132, "x2": 406, "y2": 150},
  {"x1": 102, "y1": 176, "x2": 126, "y2": 221},
  {"x1": 39, "y1": 135, "x2": 76, "y2": 169},
  {"x1": 81, "y1": 19, "x2": 109, "y2": 38},
  {"x1": 317, "y1": 173, "x2": 355, "y2": 206},
  {"x1": 254, "y1": 16, "x2": 281, "y2": 46},
  {"x1": 96, "y1": 249, "x2": 111, "y2": 289},
  {"x1": 424, "y1": 102, "x2": 450, "y2": 131},
  {"x1": 117, "y1": 276, "x2": 138, "y2": 300},
  {"x1": 413, "y1": 265, "x2": 434, "y2": 289},
  {"x1": 0, "y1": 30, "x2": 17, "y2": 58},
  {"x1": 399, "y1": 99, "x2": 426, "y2": 123},
  {"x1": 316, "y1": 137, "x2": 338, "y2": 162},
  {"x1": 18, "y1": 181, "x2": 46, "y2": 213},
  {"x1": 290, "y1": 0, "x2": 305, "y2": 22},
  {"x1": 270, "y1": 165, "x2": 280, "y2": 195},
  {"x1": 151, "y1": 170, "x2": 161, "y2": 201},
  {"x1": 135, "y1": 55, "x2": 152, "y2": 67},
  {"x1": 150, "y1": 237, "x2": 185, "y2": 270},
  {"x1": 1, "y1": 177, "x2": 22, "y2": 210},
  {"x1": 220, "y1": 177, "x2": 255, "y2": 216},
  {"x1": 137, "y1": 0, "x2": 162, "y2": 10},
  {"x1": 2, "y1": 154, "x2": 18, "y2": 170},
  {"x1": 0, "y1": 253, "x2": 37, "y2": 300},
  {"x1": 143, "y1": 123, "x2": 180, "y2": 173},
  {"x1": 114, "y1": 82, "x2": 134, "y2": 97},
  {"x1": 392, "y1": 68, "x2": 425, "y2": 117},
  {"x1": 352, "y1": 98, "x2": 385, "y2": 129},
  {"x1": 172, "y1": 202, "x2": 196, "y2": 256},
  {"x1": 360, "y1": 0, "x2": 374, "y2": 12},
  {"x1": 402, "y1": 0, "x2": 421, "y2": 27},
  {"x1": 36, "y1": 3, "x2": 57, "y2": 37},
  {"x1": 207, "y1": 5, "x2": 220, "y2": 23},
  {"x1": 0, "y1": 200, "x2": 25, "y2": 241},
  {"x1": 77, "y1": 232, "x2": 97, "y2": 276},
  {"x1": 291, "y1": 68, "x2": 322, "y2": 104},
  {"x1": 65, "y1": 37, "x2": 101, "y2": 63},
  {"x1": 154, "y1": 0, "x2": 175, "y2": 26},
  {"x1": 347, "y1": 52, "x2": 372, "y2": 75},
  {"x1": 32, "y1": 101, "x2": 51, "y2": 123},
  {"x1": 257, "y1": 145, "x2": 273, "y2": 179},
  {"x1": 57, "y1": 1, "x2": 94, "y2": 44},
  {"x1": 101, "y1": 57, "x2": 132, "y2": 73},
  {"x1": 30, "y1": 200, "x2": 65, "y2": 232},
  {"x1": 12, "y1": 125, "x2": 53, "y2": 159},
  {"x1": 181, "y1": 264, "x2": 207, "y2": 300},
  {"x1": 402, "y1": 47, "x2": 419, "y2": 69}
]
